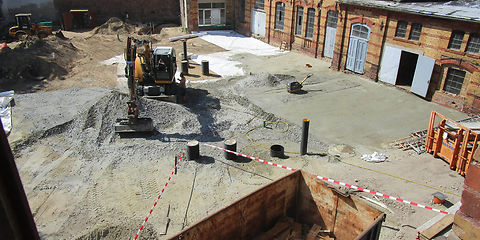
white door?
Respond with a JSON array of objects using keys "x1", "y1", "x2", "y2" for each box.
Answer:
[
  {"x1": 251, "y1": 10, "x2": 266, "y2": 37},
  {"x1": 346, "y1": 24, "x2": 370, "y2": 74},
  {"x1": 411, "y1": 55, "x2": 435, "y2": 97},
  {"x1": 378, "y1": 46, "x2": 402, "y2": 85},
  {"x1": 324, "y1": 27, "x2": 336, "y2": 58},
  {"x1": 346, "y1": 38, "x2": 368, "y2": 74},
  {"x1": 211, "y1": 9, "x2": 221, "y2": 25},
  {"x1": 324, "y1": 11, "x2": 338, "y2": 59}
]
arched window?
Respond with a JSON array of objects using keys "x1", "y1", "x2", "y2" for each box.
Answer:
[{"x1": 351, "y1": 24, "x2": 370, "y2": 40}]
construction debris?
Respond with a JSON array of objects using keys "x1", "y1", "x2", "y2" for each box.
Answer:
[
  {"x1": 361, "y1": 152, "x2": 387, "y2": 162},
  {"x1": 0, "y1": 90, "x2": 14, "y2": 135}
]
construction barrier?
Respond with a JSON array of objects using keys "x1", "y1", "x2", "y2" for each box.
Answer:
[
  {"x1": 201, "y1": 142, "x2": 449, "y2": 215},
  {"x1": 425, "y1": 111, "x2": 480, "y2": 176}
]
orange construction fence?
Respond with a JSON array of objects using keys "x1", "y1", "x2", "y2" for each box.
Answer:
[{"x1": 425, "y1": 111, "x2": 480, "y2": 176}]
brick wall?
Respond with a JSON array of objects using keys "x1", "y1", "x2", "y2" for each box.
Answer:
[
  {"x1": 53, "y1": 0, "x2": 180, "y2": 25},
  {"x1": 453, "y1": 153, "x2": 480, "y2": 240}
]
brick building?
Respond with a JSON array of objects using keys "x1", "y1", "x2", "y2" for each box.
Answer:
[
  {"x1": 334, "y1": 0, "x2": 480, "y2": 114},
  {"x1": 454, "y1": 152, "x2": 480, "y2": 239},
  {"x1": 53, "y1": 0, "x2": 180, "y2": 25},
  {"x1": 182, "y1": 0, "x2": 480, "y2": 114}
]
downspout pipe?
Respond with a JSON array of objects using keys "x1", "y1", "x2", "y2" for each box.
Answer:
[{"x1": 314, "y1": 1, "x2": 323, "y2": 58}]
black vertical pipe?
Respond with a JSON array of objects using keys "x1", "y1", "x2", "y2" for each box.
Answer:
[
  {"x1": 201, "y1": 60, "x2": 209, "y2": 76},
  {"x1": 0, "y1": 120, "x2": 40, "y2": 240},
  {"x1": 175, "y1": 156, "x2": 177, "y2": 175},
  {"x1": 300, "y1": 118, "x2": 310, "y2": 155},
  {"x1": 182, "y1": 40, "x2": 188, "y2": 60},
  {"x1": 187, "y1": 140, "x2": 199, "y2": 160},
  {"x1": 181, "y1": 60, "x2": 189, "y2": 75},
  {"x1": 223, "y1": 139, "x2": 237, "y2": 160}
]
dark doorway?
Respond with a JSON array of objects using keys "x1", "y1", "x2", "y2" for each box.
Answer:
[{"x1": 396, "y1": 51, "x2": 418, "y2": 86}]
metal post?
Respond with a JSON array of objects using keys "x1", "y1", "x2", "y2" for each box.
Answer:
[
  {"x1": 175, "y1": 156, "x2": 178, "y2": 175},
  {"x1": 0, "y1": 120, "x2": 40, "y2": 240},
  {"x1": 201, "y1": 60, "x2": 209, "y2": 75},
  {"x1": 181, "y1": 60, "x2": 189, "y2": 75},
  {"x1": 300, "y1": 118, "x2": 310, "y2": 155},
  {"x1": 182, "y1": 40, "x2": 188, "y2": 61}
]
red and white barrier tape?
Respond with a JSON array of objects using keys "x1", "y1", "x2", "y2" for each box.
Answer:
[
  {"x1": 201, "y1": 142, "x2": 448, "y2": 215},
  {"x1": 133, "y1": 151, "x2": 186, "y2": 240}
]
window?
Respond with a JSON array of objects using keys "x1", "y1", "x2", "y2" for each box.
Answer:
[
  {"x1": 275, "y1": 2, "x2": 285, "y2": 30},
  {"x1": 444, "y1": 68, "x2": 466, "y2": 95},
  {"x1": 409, "y1": 23, "x2": 422, "y2": 41},
  {"x1": 448, "y1": 31, "x2": 465, "y2": 50},
  {"x1": 395, "y1": 21, "x2": 407, "y2": 38},
  {"x1": 466, "y1": 33, "x2": 480, "y2": 54},
  {"x1": 198, "y1": 2, "x2": 226, "y2": 26},
  {"x1": 295, "y1": 7, "x2": 303, "y2": 36},
  {"x1": 255, "y1": 0, "x2": 264, "y2": 10},
  {"x1": 305, "y1": 8, "x2": 315, "y2": 39},
  {"x1": 239, "y1": 0, "x2": 245, "y2": 22},
  {"x1": 351, "y1": 24, "x2": 369, "y2": 39},
  {"x1": 327, "y1": 11, "x2": 338, "y2": 28}
]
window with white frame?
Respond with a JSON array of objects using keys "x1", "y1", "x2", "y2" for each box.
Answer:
[
  {"x1": 305, "y1": 8, "x2": 315, "y2": 39},
  {"x1": 466, "y1": 33, "x2": 480, "y2": 54},
  {"x1": 409, "y1": 23, "x2": 422, "y2": 41},
  {"x1": 444, "y1": 68, "x2": 466, "y2": 95},
  {"x1": 255, "y1": 0, "x2": 264, "y2": 10},
  {"x1": 198, "y1": 2, "x2": 226, "y2": 26},
  {"x1": 295, "y1": 6, "x2": 304, "y2": 36},
  {"x1": 275, "y1": 2, "x2": 285, "y2": 30},
  {"x1": 448, "y1": 30, "x2": 465, "y2": 50},
  {"x1": 395, "y1": 21, "x2": 407, "y2": 38}
]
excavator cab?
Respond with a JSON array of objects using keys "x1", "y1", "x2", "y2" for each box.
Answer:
[{"x1": 15, "y1": 14, "x2": 33, "y2": 30}]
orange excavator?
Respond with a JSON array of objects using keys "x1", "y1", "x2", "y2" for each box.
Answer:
[{"x1": 114, "y1": 37, "x2": 154, "y2": 134}]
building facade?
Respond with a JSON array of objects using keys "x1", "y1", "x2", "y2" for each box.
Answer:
[{"x1": 181, "y1": 0, "x2": 480, "y2": 113}]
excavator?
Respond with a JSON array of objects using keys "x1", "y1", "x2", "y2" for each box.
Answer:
[
  {"x1": 8, "y1": 13, "x2": 52, "y2": 39},
  {"x1": 114, "y1": 37, "x2": 185, "y2": 134},
  {"x1": 128, "y1": 37, "x2": 185, "y2": 102}
]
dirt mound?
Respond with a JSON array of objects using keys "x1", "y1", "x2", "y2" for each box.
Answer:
[
  {"x1": 232, "y1": 73, "x2": 294, "y2": 90},
  {"x1": 0, "y1": 36, "x2": 79, "y2": 92},
  {"x1": 92, "y1": 17, "x2": 135, "y2": 35},
  {"x1": 137, "y1": 23, "x2": 179, "y2": 35}
]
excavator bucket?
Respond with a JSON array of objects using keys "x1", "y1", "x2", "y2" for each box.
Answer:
[{"x1": 114, "y1": 117, "x2": 154, "y2": 134}]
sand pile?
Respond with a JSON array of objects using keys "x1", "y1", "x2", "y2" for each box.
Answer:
[
  {"x1": 0, "y1": 36, "x2": 79, "y2": 92},
  {"x1": 232, "y1": 73, "x2": 294, "y2": 89},
  {"x1": 92, "y1": 17, "x2": 135, "y2": 35}
]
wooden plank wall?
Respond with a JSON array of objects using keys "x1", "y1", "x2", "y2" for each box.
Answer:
[
  {"x1": 169, "y1": 171, "x2": 300, "y2": 240},
  {"x1": 298, "y1": 171, "x2": 383, "y2": 240},
  {"x1": 169, "y1": 170, "x2": 383, "y2": 240}
]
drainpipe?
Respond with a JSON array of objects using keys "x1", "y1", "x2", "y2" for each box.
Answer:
[
  {"x1": 337, "y1": 4, "x2": 348, "y2": 70},
  {"x1": 232, "y1": 0, "x2": 236, "y2": 30},
  {"x1": 290, "y1": 0, "x2": 295, "y2": 49},
  {"x1": 314, "y1": 1, "x2": 323, "y2": 58},
  {"x1": 267, "y1": 0, "x2": 272, "y2": 43}
]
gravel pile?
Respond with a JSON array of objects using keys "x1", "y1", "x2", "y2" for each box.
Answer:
[
  {"x1": 92, "y1": 17, "x2": 135, "y2": 35},
  {"x1": 12, "y1": 72, "x2": 329, "y2": 239}
]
